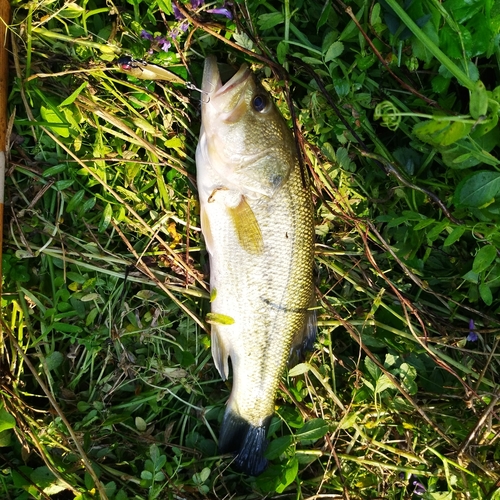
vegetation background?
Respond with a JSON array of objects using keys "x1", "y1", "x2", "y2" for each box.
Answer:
[{"x1": 1, "y1": 0, "x2": 499, "y2": 498}]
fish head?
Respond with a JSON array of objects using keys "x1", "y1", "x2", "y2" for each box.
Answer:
[{"x1": 199, "y1": 56, "x2": 296, "y2": 199}]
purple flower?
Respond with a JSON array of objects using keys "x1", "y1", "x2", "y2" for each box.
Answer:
[
  {"x1": 412, "y1": 479, "x2": 426, "y2": 496},
  {"x1": 173, "y1": 4, "x2": 184, "y2": 20},
  {"x1": 467, "y1": 319, "x2": 478, "y2": 342},
  {"x1": 141, "y1": 30, "x2": 154, "y2": 40},
  {"x1": 191, "y1": 0, "x2": 204, "y2": 8},
  {"x1": 206, "y1": 7, "x2": 232, "y2": 19},
  {"x1": 180, "y1": 20, "x2": 189, "y2": 31},
  {"x1": 155, "y1": 36, "x2": 171, "y2": 52},
  {"x1": 169, "y1": 28, "x2": 180, "y2": 39}
]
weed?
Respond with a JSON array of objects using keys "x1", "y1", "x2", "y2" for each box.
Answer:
[{"x1": 1, "y1": 0, "x2": 499, "y2": 498}]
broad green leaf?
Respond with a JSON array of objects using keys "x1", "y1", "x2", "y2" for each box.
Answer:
[
  {"x1": 258, "y1": 12, "x2": 284, "y2": 30},
  {"x1": 40, "y1": 106, "x2": 70, "y2": 138},
  {"x1": 265, "y1": 435, "x2": 293, "y2": 460},
  {"x1": 232, "y1": 32, "x2": 254, "y2": 50},
  {"x1": 132, "y1": 118, "x2": 156, "y2": 134},
  {"x1": 80, "y1": 293, "x2": 101, "y2": 302},
  {"x1": 324, "y1": 41, "x2": 344, "y2": 62},
  {"x1": 275, "y1": 457, "x2": 298, "y2": 494},
  {"x1": 471, "y1": 113, "x2": 499, "y2": 140},
  {"x1": 362, "y1": 377, "x2": 375, "y2": 391},
  {"x1": 52, "y1": 322, "x2": 83, "y2": 334},
  {"x1": 339, "y1": 412, "x2": 358, "y2": 429},
  {"x1": 427, "y1": 220, "x2": 450, "y2": 242},
  {"x1": 296, "y1": 418, "x2": 328, "y2": 442},
  {"x1": 115, "y1": 489, "x2": 128, "y2": 500},
  {"x1": 301, "y1": 56, "x2": 323, "y2": 66},
  {"x1": 149, "y1": 444, "x2": 160, "y2": 465},
  {"x1": 288, "y1": 362, "x2": 310, "y2": 377},
  {"x1": 414, "y1": 119, "x2": 472, "y2": 147},
  {"x1": 31, "y1": 466, "x2": 56, "y2": 488},
  {"x1": 141, "y1": 470, "x2": 153, "y2": 480},
  {"x1": 447, "y1": 123, "x2": 472, "y2": 146},
  {"x1": 277, "y1": 41, "x2": 288, "y2": 64},
  {"x1": 479, "y1": 283, "x2": 493, "y2": 305},
  {"x1": 441, "y1": 141, "x2": 482, "y2": 169},
  {"x1": 255, "y1": 464, "x2": 283, "y2": 493},
  {"x1": 99, "y1": 203, "x2": 113, "y2": 232},
  {"x1": 399, "y1": 363, "x2": 417, "y2": 395},
  {"x1": 462, "y1": 270, "x2": 479, "y2": 283},
  {"x1": 135, "y1": 417, "x2": 147, "y2": 431},
  {"x1": 428, "y1": 492, "x2": 453, "y2": 500},
  {"x1": 443, "y1": 226, "x2": 466, "y2": 247},
  {"x1": 472, "y1": 245, "x2": 497, "y2": 274},
  {"x1": 67, "y1": 189, "x2": 86, "y2": 213},
  {"x1": 375, "y1": 374, "x2": 393, "y2": 394},
  {"x1": 413, "y1": 218, "x2": 435, "y2": 230},
  {"x1": 470, "y1": 80, "x2": 488, "y2": 119},
  {"x1": 364, "y1": 356, "x2": 381, "y2": 381},
  {"x1": 104, "y1": 482, "x2": 117, "y2": 497},
  {"x1": 45, "y1": 351, "x2": 64, "y2": 370},
  {"x1": 55, "y1": 179, "x2": 75, "y2": 190},
  {"x1": 86, "y1": 308, "x2": 98, "y2": 326},
  {"x1": 0, "y1": 408, "x2": 16, "y2": 432},
  {"x1": 198, "y1": 467, "x2": 211, "y2": 483},
  {"x1": 454, "y1": 171, "x2": 500, "y2": 207},
  {"x1": 154, "y1": 471, "x2": 165, "y2": 481},
  {"x1": 370, "y1": 2, "x2": 382, "y2": 25},
  {"x1": 60, "y1": 82, "x2": 88, "y2": 106},
  {"x1": 432, "y1": 74, "x2": 451, "y2": 94},
  {"x1": 59, "y1": 2, "x2": 85, "y2": 18},
  {"x1": 43, "y1": 164, "x2": 67, "y2": 177},
  {"x1": 0, "y1": 430, "x2": 12, "y2": 447}
]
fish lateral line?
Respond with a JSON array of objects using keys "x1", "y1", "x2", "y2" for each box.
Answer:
[{"x1": 260, "y1": 296, "x2": 311, "y2": 314}]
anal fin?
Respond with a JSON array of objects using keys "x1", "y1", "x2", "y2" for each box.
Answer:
[
  {"x1": 211, "y1": 325, "x2": 230, "y2": 380},
  {"x1": 200, "y1": 205, "x2": 214, "y2": 254}
]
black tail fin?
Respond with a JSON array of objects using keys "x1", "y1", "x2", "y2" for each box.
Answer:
[{"x1": 218, "y1": 408, "x2": 272, "y2": 476}]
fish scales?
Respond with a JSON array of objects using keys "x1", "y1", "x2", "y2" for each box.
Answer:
[{"x1": 196, "y1": 56, "x2": 315, "y2": 476}]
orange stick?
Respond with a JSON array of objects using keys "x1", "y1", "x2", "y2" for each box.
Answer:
[{"x1": 0, "y1": 0, "x2": 9, "y2": 315}]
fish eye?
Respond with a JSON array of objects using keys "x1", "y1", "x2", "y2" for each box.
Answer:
[{"x1": 252, "y1": 95, "x2": 268, "y2": 112}]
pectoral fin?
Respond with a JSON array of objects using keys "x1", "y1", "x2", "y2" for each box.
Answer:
[{"x1": 227, "y1": 196, "x2": 264, "y2": 255}]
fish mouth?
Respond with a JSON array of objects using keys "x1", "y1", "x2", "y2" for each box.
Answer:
[{"x1": 202, "y1": 56, "x2": 252, "y2": 113}]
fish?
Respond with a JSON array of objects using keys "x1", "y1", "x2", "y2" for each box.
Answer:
[{"x1": 195, "y1": 56, "x2": 316, "y2": 476}]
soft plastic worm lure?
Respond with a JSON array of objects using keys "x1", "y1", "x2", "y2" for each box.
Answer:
[{"x1": 117, "y1": 56, "x2": 207, "y2": 97}]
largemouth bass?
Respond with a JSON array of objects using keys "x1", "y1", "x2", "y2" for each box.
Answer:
[{"x1": 195, "y1": 56, "x2": 315, "y2": 476}]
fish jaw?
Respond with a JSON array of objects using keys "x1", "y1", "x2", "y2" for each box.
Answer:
[
  {"x1": 198, "y1": 57, "x2": 295, "y2": 199},
  {"x1": 201, "y1": 55, "x2": 252, "y2": 124}
]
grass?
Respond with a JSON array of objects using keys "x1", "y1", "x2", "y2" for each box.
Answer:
[{"x1": 1, "y1": 0, "x2": 500, "y2": 498}]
